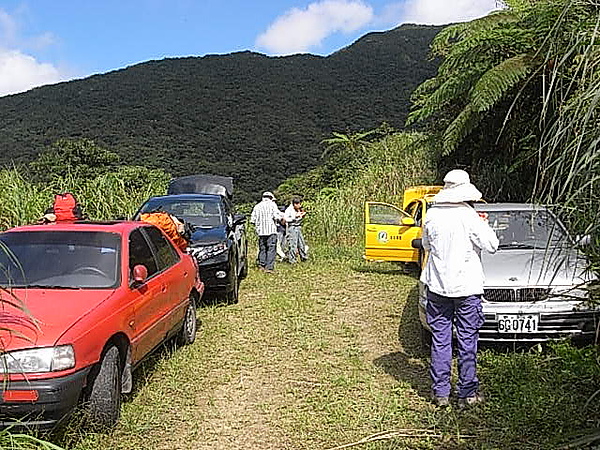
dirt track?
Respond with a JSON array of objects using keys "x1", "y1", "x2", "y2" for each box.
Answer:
[{"x1": 68, "y1": 259, "x2": 437, "y2": 450}]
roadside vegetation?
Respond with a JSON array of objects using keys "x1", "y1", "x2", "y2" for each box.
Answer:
[
  {"x1": 0, "y1": 0, "x2": 599, "y2": 448},
  {"x1": 0, "y1": 140, "x2": 169, "y2": 228}
]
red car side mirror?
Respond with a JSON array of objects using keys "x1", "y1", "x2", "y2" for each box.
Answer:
[{"x1": 132, "y1": 265, "x2": 148, "y2": 283}]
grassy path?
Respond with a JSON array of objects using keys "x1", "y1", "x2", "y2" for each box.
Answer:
[
  {"x1": 63, "y1": 252, "x2": 445, "y2": 449},
  {"x1": 57, "y1": 249, "x2": 600, "y2": 450}
]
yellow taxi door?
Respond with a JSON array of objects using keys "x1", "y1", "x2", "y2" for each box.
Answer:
[{"x1": 364, "y1": 202, "x2": 420, "y2": 263}]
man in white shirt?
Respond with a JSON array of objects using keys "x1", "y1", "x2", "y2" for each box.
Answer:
[
  {"x1": 283, "y1": 196, "x2": 308, "y2": 263},
  {"x1": 250, "y1": 191, "x2": 284, "y2": 273},
  {"x1": 420, "y1": 169, "x2": 499, "y2": 408}
]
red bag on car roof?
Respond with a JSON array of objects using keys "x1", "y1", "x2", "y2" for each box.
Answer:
[{"x1": 52, "y1": 193, "x2": 84, "y2": 222}]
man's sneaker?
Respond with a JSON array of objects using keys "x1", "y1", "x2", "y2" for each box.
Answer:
[
  {"x1": 433, "y1": 396, "x2": 450, "y2": 408},
  {"x1": 457, "y1": 392, "x2": 484, "y2": 409}
]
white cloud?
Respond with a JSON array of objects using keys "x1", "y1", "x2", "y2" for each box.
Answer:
[
  {"x1": 0, "y1": 49, "x2": 65, "y2": 97},
  {"x1": 0, "y1": 8, "x2": 66, "y2": 96},
  {"x1": 256, "y1": 0, "x2": 374, "y2": 55},
  {"x1": 0, "y1": 9, "x2": 18, "y2": 46},
  {"x1": 395, "y1": 0, "x2": 500, "y2": 26}
]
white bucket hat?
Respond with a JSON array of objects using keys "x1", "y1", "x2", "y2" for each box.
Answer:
[{"x1": 433, "y1": 169, "x2": 482, "y2": 203}]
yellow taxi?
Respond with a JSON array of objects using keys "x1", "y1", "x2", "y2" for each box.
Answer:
[{"x1": 364, "y1": 185, "x2": 441, "y2": 265}]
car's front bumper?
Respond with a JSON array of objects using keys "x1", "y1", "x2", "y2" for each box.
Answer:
[
  {"x1": 479, "y1": 310, "x2": 599, "y2": 342},
  {"x1": 188, "y1": 248, "x2": 233, "y2": 294},
  {"x1": 418, "y1": 292, "x2": 599, "y2": 343},
  {"x1": 0, "y1": 367, "x2": 90, "y2": 429},
  {"x1": 198, "y1": 259, "x2": 234, "y2": 294}
]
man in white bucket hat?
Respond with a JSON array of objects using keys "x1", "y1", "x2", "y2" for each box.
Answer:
[{"x1": 420, "y1": 169, "x2": 499, "y2": 408}]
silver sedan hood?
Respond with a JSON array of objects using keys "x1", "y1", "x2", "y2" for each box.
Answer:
[{"x1": 481, "y1": 247, "x2": 594, "y2": 288}]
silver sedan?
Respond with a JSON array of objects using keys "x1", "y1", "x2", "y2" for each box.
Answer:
[{"x1": 418, "y1": 203, "x2": 598, "y2": 343}]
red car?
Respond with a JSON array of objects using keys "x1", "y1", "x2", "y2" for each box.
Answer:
[{"x1": 0, "y1": 221, "x2": 203, "y2": 428}]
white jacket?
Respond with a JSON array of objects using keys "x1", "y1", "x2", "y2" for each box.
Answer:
[{"x1": 420, "y1": 203, "x2": 499, "y2": 297}]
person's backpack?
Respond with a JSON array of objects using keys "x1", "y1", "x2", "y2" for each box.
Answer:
[
  {"x1": 140, "y1": 212, "x2": 189, "y2": 251},
  {"x1": 52, "y1": 193, "x2": 84, "y2": 222}
]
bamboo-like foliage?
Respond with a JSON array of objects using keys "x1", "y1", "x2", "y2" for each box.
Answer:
[
  {"x1": 0, "y1": 165, "x2": 170, "y2": 229},
  {"x1": 532, "y1": 1, "x2": 600, "y2": 268}
]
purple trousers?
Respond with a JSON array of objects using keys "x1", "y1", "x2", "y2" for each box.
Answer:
[{"x1": 426, "y1": 290, "x2": 485, "y2": 398}]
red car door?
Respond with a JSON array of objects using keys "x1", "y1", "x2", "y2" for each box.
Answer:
[
  {"x1": 141, "y1": 226, "x2": 189, "y2": 335},
  {"x1": 128, "y1": 227, "x2": 166, "y2": 362}
]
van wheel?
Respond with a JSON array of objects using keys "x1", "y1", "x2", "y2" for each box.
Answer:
[
  {"x1": 226, "y1": 273, "x2": 239, "y2": 304},
  {"x1": 86, "y1": 346, "x2": 122, "y2": 429},
  {"x1": 239, "y1": 259, "x2": 248, "y2": 280},
  {"x1": 178, "y1": 300, "x2": 197, "y2": 345}
]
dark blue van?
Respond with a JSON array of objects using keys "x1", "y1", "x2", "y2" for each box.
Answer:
[{"x1": 135, "y1": 175, "x2": 248, "y2": 303}]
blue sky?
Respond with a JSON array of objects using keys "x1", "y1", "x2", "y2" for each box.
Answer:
[{"x1": 0, "y1": 0, "x2": 500, "y2": 96}]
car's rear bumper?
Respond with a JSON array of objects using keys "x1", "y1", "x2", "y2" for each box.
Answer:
[{"x1": 0, "y1": 367, "x2": 90, "y2": 429}]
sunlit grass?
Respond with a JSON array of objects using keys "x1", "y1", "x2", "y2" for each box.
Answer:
[{"x1": 39, "y1": 245, "x2": 598, "y2": 450}]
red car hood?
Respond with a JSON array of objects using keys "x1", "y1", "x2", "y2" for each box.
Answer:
[{"x1": 0, "y1": 288, "x2": 116, "y2": 351}]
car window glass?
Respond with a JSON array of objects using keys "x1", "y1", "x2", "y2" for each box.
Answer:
[
  {"x1": 143, "y1": 226, "x2": 180, "y2": 270},
  {"x1": 129, "y1": 229, "x2": 158, "y2": 279},
  {"x1": 405, "y1": 201, "x2": 423, "y2": 226},
  {"x1": 138, "y1": 198, "x2": 223, "y2": 228},
  {"x1": 485, "y1": 210, "x2": 567, "y2": 248},
  {"x1": 369, "y1": 204, "x2": 410, "y2": 225},
  {"x1": 0, "y1": 231, "x2": 120, "y2": 289},
  {"x1": 413, "y1": 202, "x2": 423, "y2": 226}
]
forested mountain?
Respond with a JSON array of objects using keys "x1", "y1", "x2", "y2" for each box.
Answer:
[{"x1": 0, "y1": 24, "x2": 441, "y2": 201}]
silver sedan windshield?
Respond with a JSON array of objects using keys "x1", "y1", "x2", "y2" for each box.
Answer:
[{"x1": 486, "y1": 210, "x2": 568, "y2": 249}]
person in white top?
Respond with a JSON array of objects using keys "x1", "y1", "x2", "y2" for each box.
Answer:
[
  {"x1": 250, "y1": 191, "x2": 284, "y2": 273},
  {"x1": 420, "y1": 169, "x2": 499, "y2": 408},
  {"x1": 283, "y1": 196, "x2": 308, "y2": 263}
]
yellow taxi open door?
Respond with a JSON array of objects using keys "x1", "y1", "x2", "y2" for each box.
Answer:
[{"x1": 364, "y1": 202, "x2": 421, "y2": 263}]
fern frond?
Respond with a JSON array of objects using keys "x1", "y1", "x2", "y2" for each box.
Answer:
[
  {"x1": 431, "y1": 9, "x2": 519, "y2": 57},
  {"x1": 439, "y1": 28, "x2": 534, "y2": 76},
  {"x1": 410, "y1": 77, "x2": 439, "y2": 105},
  {"x1": 471, "y1": 54, "x2": 533, "y2": 112},
  {"x1": 442, "y1": 104, "x2": 480, "y2": 155},
  {"x1": 407, "y1": 72, "x2": 480, "y2": 124}
]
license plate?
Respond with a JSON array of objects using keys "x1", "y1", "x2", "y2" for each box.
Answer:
[{"x1": 497, "y1": 314, "x2": 539, "y2": 333}]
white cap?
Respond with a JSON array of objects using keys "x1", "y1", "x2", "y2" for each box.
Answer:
[{"x1": 262, "y1": 191, "x2": 276, "y2": 200}]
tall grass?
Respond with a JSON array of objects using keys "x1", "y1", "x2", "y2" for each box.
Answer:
[
  {"x1": 290, "y1": 132, "x2": 438, "y2": 246},
  {"x1": 0, "y1": 165, "x2": 170, "y2": 229},
  {"x1": 0, "y1": 169, "x2": 50, "y2": 230},
  {"x1": 529, "y1": 1, "x2": 600, "y2": 265},
  {"x1": 0, "y1": 430, "x2": 64, "y2": 450}
]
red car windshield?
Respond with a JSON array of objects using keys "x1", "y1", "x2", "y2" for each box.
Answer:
[{"x1": 0, "y1": 231, "x2": 121, "y2": 289}]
